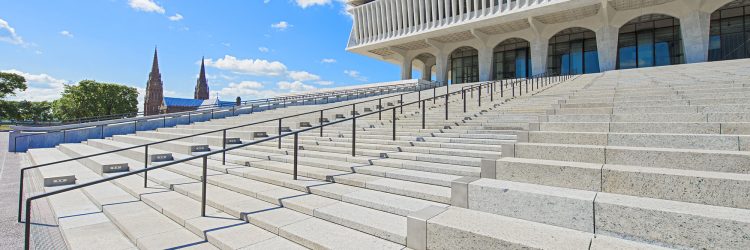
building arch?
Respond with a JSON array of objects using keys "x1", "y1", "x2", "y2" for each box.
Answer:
[
  {"x1": 616, "y1": 14, "x2": 684, "y2": 69},
  {"x1": 449, "y1": 46, "x2": 480, "y2": 84},
  {"x1": 412, "y1": 52, "x2": 437, "y2": 81},
  {"x1": 492, "y1": 38, "x2": 531, "y2": 80},
  {"x1": 547, "y1": 27, "x2": 600, "y2": 75},
  {"x1": 708, "y1": 0, "x2": 750, "y2": 61}
]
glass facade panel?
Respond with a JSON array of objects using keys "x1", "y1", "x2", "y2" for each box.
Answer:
[
  {"x1": 451, "y1": 47, "x2": 479, "y2": 84},
  {"x1": 709, "y1": 1, "x2": 750, "y2": 61},
  {"x1": 493, "y1": 39, "x2": 530, "y2": 80},
  {"x1": 617, "y1": 14, "x2": 682, "y2": 69},
  {"x1": 547, "y1": 28, "x2": 599, "y2": 75}
]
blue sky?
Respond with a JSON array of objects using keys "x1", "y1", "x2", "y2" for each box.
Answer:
[{"x1": 0, "y1": 0, "x2": 400, "y2": 106}]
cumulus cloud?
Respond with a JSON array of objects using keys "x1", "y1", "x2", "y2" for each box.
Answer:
[
  {"x1": 344, "y1": 70, "x2": 367, "y2": 82},
  {"x1": 315, "y1": 81, "x2": 334, "y2": 86},
  {"x1": 204, "y1": 55, "x2": 287, "y2": 76},
  {"x1": 1, "y1": 69, "x2": 69, "y2": 102},
  {"x1": 277, "y1": 81, "x2": 315, "y2": 92},
  {"x1": 59, "y1": 30, "x2": 74, "y2": 38},
  {"x1": 321, "y1": 58, "x2": 336, "y2": 63},
  {"x1": 168, "y1": 13, "x2": 183, "y2": 21},
  {"x1": 271, "y1": 21, "x2": 290, "y2": 31},
  {"x1": 128, "y1": 0, "x2": 166, "y2": 13},
  {"x1": 295, "y1": 0, "x2": 331, "y2": 8},
  {"x1": 258, "y1": 47, "x2": 270, "y2": 53},
  {"x1": 0, "y1": 18, "x2": 26, "y2": 46},
  {"x1": 287, "y1": 71, "x2": 320, "y2": 82},
  {"x1": 210, "y1": 81, "x2": 280, "y2": 100}
]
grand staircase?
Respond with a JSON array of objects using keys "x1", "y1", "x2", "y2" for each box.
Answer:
[{"x1": 23, "y1": 59, "x2": 750, "y2": 249}]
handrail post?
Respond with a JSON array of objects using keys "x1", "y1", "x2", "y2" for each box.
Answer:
[
  {"x1": 319, "y1": 110, "x2": 324, "y2": 137},
  {"x1": 24, "y1": 198, "x2": 31, "y2": 250},
  {"x1": 501, "y1": 79, "x2": 504, "y2": 97},
  {"x1": 433, "y1": 86, "x2": 436, "y2": 104},
  {"x1": 421, "y1": 100, "x2": 426, "y2": 129},
  {"x1": 418, "y1": 90, "x2": 421, "y2": 108},
  {"x1": 352, "y1": 105, "x2": 356, "y2": 157},
  {"x1": 490, "y1": 82, "x2": 494, "y2": 102},
  {"x1": 222, "y1": 130, "x2": 227, "y2": 165},
  {"x1": 293, "y1": 132, "x2": 298, "y2": 180},
  {"x1": 392, "y1": 108, "x2": 396, "y2": 141},
  {"x1": 17, "y1": 170, "x2": 24, "y2": 222},
  {"x1": 478, "y1": 85, "x2": 482, "y2": 107},
  {"x1": 201, "y1": 156, "x2": 208, "y2": 217},
  {"x1": 463, "y1": 89, "x2": 467, "y2": 113},
  {"x1": 278, "y1": 119, "x2": 282, "y2": 149},
  {"x1": 400, "y1": 94, "x2": 403, "y2": 114},
  {"x1": 512, "y1": 79, "x2": 515, "y2": 97},
  {"x1": 378, "y1": 99, "x2": 382, "y2": 120},
  {"x1": 144, "y1": 145, "x2": 148, "y2": 188},
  {"x1": 445, "y1": 89, "x2": 449, "y2": 121}
]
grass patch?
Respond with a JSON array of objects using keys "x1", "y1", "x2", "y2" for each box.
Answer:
[{"x1": 0, "y1": 125, "x2": 11, "y2": 131}]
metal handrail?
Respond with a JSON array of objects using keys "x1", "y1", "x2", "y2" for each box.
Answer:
[
  {"x1": 20, "y1": 72, "x2": 577, "y2": 249},
  {"x1": 16, "y1": 80, "x2": 442, "y2": 223},
  {"x1": 11, "y1": 80, "x2": 426, "y2": 128},
  {"x1": 10, "y1": 81, "x2": 437, "y2": 152}
]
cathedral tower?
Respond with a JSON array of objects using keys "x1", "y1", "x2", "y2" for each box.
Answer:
[
  {"x1": 194, "y1": 57, "x2": 209, "y2": 100},
  {"x1": 144, "y1": 48, "x2": 164, "y2": 115}
]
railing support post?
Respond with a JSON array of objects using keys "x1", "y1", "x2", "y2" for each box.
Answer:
[
  {"x1": 463, "y1": 89, "x2": 467, "y2": 113},
  {"x1": 478, "y1": 85, "x2": 482, "y2": 107},
  {"x1": 352, "y1": 104, "x2": 356, "y2": 157},
  {"x1": 222, "y1": 130, "x2": 227, "y2": 165},
  {"x1": 319, "y1": 110, "x2": 324, "y2": 137},
  {"x1": 392, "y1": 108, "x2": 396, "y2": 141},
  {"x1": 293, "y1": 132, "x2": 298, "y2": 180},
  {"x1": 17, "y1": 171, "x2": 24, "y2": 222},
  {"x1": 445, "y1": 90, "x2": 449, "y2": 121},
  {"x1": 144, "y1": 145, "x2": 148, "y2": 188},
  {"x1": 23, "y1": 199, "x2": 31, "y2": 250},
  {"x1": 278, "y1": 119, "x2": 282, "y2": 149},
  {"x1": 201, "y1": 156, "x2": 208, "y2": 217},
  {"x1": 400, "y1": 94, "x2": 403, "y2": 114},
  {"x1": 421, "y1": 100, "x2": 426, "y2": 129},
  {"x1": 378, "y1": 99, "x2": 382, "y2": 120}
]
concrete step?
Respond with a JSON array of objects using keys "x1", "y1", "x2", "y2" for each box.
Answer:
[
  {"x1": 526, "y1": 131, "x2": 749, "y2": 151},
  {"x1": 112, "y1": 135, "x2": 210, "y2": 155},
  {"x1": 459, "y1": 178, "x2": 750, "y2": 249},
  {"x1": 507, "y1": 143, "x2": 750, "y2": 174},
  {"x1": 57, "y1": 143, "x2": 130, "y2": 174}
]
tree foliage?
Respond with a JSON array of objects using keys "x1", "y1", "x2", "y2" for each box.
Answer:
[
  {"x1": 52, "y1": 80, "x2": 139, "y2": 120},
  {"x1": 0, "y1": 72, "x2": 27, "y2": 99},
  {"x1": 0, "y1": 101, "x2": 53, "y2": 122}
]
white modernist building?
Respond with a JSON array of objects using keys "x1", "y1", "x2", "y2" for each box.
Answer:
[{"x1": 346, "y1": 0, "x2": 750, "y2": 84}]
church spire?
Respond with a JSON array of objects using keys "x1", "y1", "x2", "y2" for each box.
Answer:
[
  {"x1": 194, "y1": 56, "x2": 210, "y2": 100},
  {"x1": 144, "y1": 47, "x2": 164, "y2": 115}
]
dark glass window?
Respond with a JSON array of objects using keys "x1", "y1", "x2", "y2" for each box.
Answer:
[
  {"x1": 617, "y1": 14, "x2": 683, "y2": 69},
  {"x1": 493, "y1": 38, "x2": 530, "y2": 79},
  {"x1": 547, "y1": 28, "x2": 599, "y2": 75},
  {"x1": 451, "y1": 47, "x2": 479, "y2": 84},
  {"x1": 709, "y1": 1, "x2": 750, "y2": 61}
]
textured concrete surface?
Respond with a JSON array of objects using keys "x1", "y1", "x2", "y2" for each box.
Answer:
[{"x1": 0, "y1": 132, "x2": 25, "y2": 249}]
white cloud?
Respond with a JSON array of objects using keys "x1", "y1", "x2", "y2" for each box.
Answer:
[
  {"x1": 344, "y1": 70, "x2": 367, "y2": 82},
  {"x1": 271, "y1": 21, "x2": 290, "y2": 31},
  {"x1": 0, "y1": 18, "x2": 26, "y2": 46},
  {"x1": 204, "y1": 55, "x2": 288, "y2": 76},
  {"x1": 321, "y1": 58, "x2": 336, "y2": 63},
  {"x1": 315, "y1": 81, "x2": 334, "y2": 86},
  {"x1": 258, "y1": 47, "x2": 269, "y2": 53},
  {"x1": 59, "y1": 30, "x2": 74, "y2": 38},
  {"x1": 221, "y1": 42, "x2": 231, "y2": 47},
  {"x1": 296, "y1": 0, "x2": 331, "y2": 8},
  {"x1": 168, "y1": 13, "x2": 183, "y2": 21},
  {"x1": 264, "y1": 0, "x2": 271, "y2": 3},
  {"x1": 277, "y1": 81, "x2": 315, "y2": 92},
  {"x1": 287, "y1": 71, "x2": 320, "y2": 82},
  {"x1": 128, "y1": 0, "x2": 166, "y2": 14},
  {"x1": 1, "y1": 69, "x2": 68, "y2": 102},
  {"x1": 210, "y1": 81, "x2": 280, "y2": 100}
]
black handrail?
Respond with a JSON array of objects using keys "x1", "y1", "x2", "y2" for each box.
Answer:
[
  {"x1": 20, "y1": 72, "x2": 577, "y2": 249},
  {"x1": 16, "y1": 80, "x2": 442, "y2": 223},
  {"x1": 11, "y1": 81, "x2": 438, "y2": 152},
  {"x1": 10, "y1": 81, "x2": 427, "y2": 127}
]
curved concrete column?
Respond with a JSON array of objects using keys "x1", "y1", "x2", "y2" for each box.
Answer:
[
  {"x1": 422, "y1": 63, "x2": 435, "y2": 81},
  {"x1": 680, "y1": 10, "x2": 711, "y2": 63},
  {"x1": 435, "y1": 53, "x2": 449, "y2": 85},
  {"x1": 596, "y1": 25, "x2": 619, "y2": 72},
  {"x1": 530, "y1": 37, "x2": 549, "y2": 76},
  {"x1": 478, "y1": 46, "x2": 494, "y2": 82},
  {"x1": 401, "y1": 58, "x2": 414, "y2": 80}
]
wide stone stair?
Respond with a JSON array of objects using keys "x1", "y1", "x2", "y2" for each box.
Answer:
[{"x1": 22, "y1": 59, "x2": 750, "y2": 249}]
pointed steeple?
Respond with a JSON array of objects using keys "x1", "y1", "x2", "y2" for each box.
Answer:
[
  {"x1": 151, "y1": 47, "x2": 160, "y2": 74},
  {"x1": 194, "y1": 56, "x2": 210, "y2": 100},
  {"x1": 144, "y1": 47, "x2": 164, "y2": 115}
]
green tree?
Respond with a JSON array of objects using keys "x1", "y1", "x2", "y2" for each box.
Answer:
[
  {"x1": 52, "y1": 80, "x2": 139, "y2": 120},
  {"x1": 0, "y1": 72, "x2": 28, "y2": 121},
  {"x1": 0, "y1": 72, "x2": 27, "y2": 99}
]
